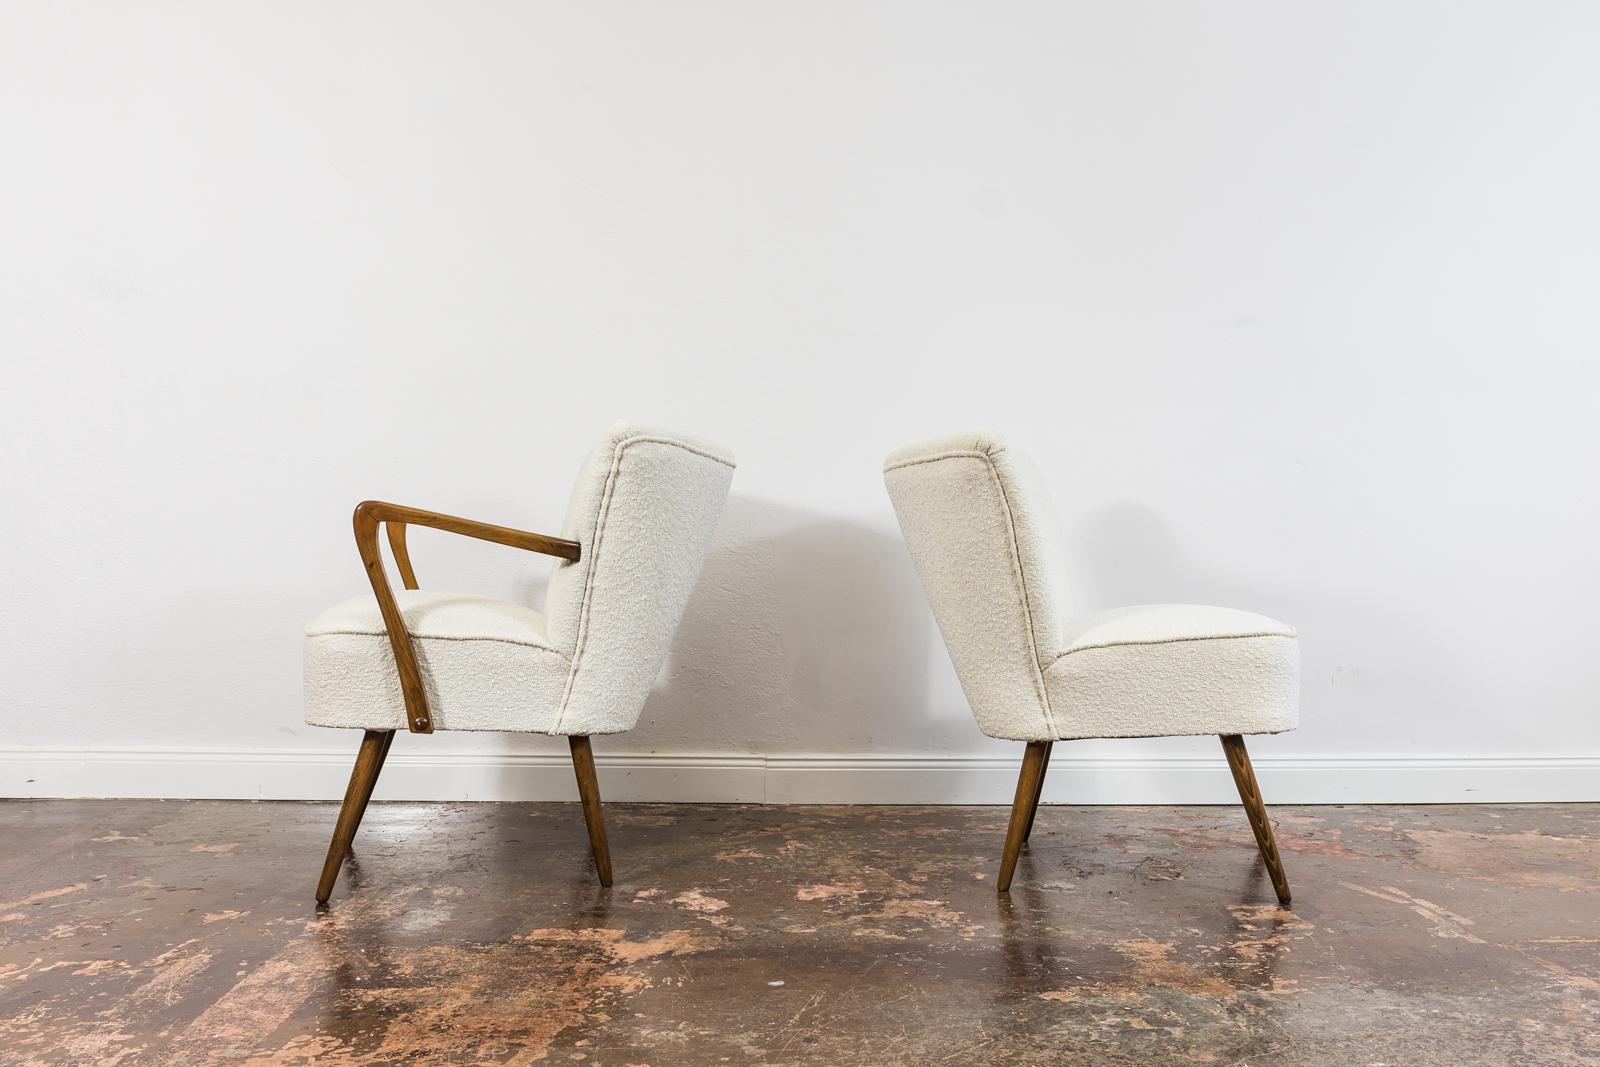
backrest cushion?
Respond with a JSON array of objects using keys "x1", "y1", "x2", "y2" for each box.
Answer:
[
  {"x1": 545, "y1": 422, "x2": 735, "y2": 734},
  {"x1": 883, "y1": 431, "x2": 1071, "y2": 740}
]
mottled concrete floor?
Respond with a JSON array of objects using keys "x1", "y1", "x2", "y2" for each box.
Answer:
[{"x1": 1, "y1": 801, "x2": 1596, "y2": 1066}]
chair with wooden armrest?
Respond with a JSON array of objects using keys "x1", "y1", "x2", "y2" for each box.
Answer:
[
  {"x1": 883, "y1": 432, "x2": 1300, "y2": 905},
  {"x1": 304, "y1": 422, "x2": 736, "y2": 903}
]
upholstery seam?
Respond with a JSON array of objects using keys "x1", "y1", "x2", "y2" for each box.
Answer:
[
  {"x1": 1001, "y1": 725, "x2": 1296, "y2": 743},
  {"x1": 884, "y1": 445, "x2": 1006, "y2": 474},
  {"x1": 1054, "y1": 631, "x2": 1296, "y2": 660},
  {"x1": 887, "y1": 449, "x2": 1056, "y2": 735},
  {"x1": 551, "y1": 434, "x2": 730, "y2": 732},
  {"x1": 308, "y1": 629, "x2": 570, "y2": 657},
  {"x1": 975, "y1": 453, "x2": 1059, "y2": 738},
  {"x1": 627, "y1": 436, "x2": 736, "y2": 470},
  {"x1": 551, "y1": 440, "x2": 628, "y2": 732}
]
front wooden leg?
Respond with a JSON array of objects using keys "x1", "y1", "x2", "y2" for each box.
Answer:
[
  {"x1": 316, "y1": 729, "x2": 393, "y2": 904},
  {"x1": 345, "y1": 730, "x2": 395, "y2": 858},
  {"x1": 569, "y1": 736, "x2": 613, "y2": 887},
  {"x1": 1021, "y1": 741, "x2": 1053, "y2": 844},
  {"x1": 1220, "y1": 734, "x2": 1292, "y2": 906},
  {"x1": 997, "y1": 741, "x2": 1049, "y2": 892}
]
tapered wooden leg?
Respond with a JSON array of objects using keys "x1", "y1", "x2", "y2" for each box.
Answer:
[
  {"x1": 1220, "y1": 734, "x2": 1292, "y2": 906},
  {"x1": 1021, "y1": 741, "x2": 1053, "y2": 844},
  {"x1": 997, "y1": 741, "x2": 1049, "y2": 892},
  {"x1": 569, "y1": 736, "x2": 613, "y2": 887},
  {"x1": 344, "y1": 730, "x2": 394, "y2": 857},
  {"x1": 315, "y1": 729, "x2": 393, "y2": 904}
]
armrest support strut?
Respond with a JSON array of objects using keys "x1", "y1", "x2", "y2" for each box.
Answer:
[{"x1": 351, "y1": 500, "x2": 581, "y2": 733}]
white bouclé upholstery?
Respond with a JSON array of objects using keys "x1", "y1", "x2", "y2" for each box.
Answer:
[
  {"x1": 304, "y1": 591, "x2": 571, "y2": 732},
  {"x1": 1045, "y1": 606, "x2": 1299, "y2": 740},
  {"x1": 304, "y1": 422, "x2": 735, "y2": 735},
  {"x1": 884, "y1": 432, "x2": 1299, "y2": 743},
  {"x1": 544, "y1": 424, "x2": 736, "y2": 735}
]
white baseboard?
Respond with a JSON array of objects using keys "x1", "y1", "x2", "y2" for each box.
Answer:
[{"x1": 3, "y1": 748, "x2": 1596, "y2": 804}]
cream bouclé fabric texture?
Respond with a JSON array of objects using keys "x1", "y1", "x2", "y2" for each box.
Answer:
[
  {"x1": 884, "y1": 432, "x2": 1299, "y2": 742},
  {"x1": 304, "y1": 591, "x2": 572, "y2": 733},
  {"x1": 304, "y1": 422, "x2": 735, "y2": 734}
]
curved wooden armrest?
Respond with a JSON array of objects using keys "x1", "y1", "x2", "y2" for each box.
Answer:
[{"x1": 351, "y1": 500, "x2": 581, "y2": 734}]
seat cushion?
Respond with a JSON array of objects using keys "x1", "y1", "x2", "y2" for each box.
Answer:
[
  {"x1": 304, "y1": 591, "x2": 573, "y2": 733},
  {"x1": 1041, "y1": 605, "x2": 1299, "y2": 741}
]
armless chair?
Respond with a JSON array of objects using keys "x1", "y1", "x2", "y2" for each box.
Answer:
[
  {"x1": 304, "y1": 423, "x2": 735, "y2": 903},
  {"x1": 884, "y1": 432, "x2": 1299, "y2": 904}
]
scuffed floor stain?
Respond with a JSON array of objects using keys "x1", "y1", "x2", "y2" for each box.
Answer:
[
  {"x1": 1340, "y1": 882, "x2": 1486, "y2": 943},
  {"x1": 0, "y1": 885, "x2": 87, "y2": 912},
  {"x1": 670, "y1": 888, "x2": 730, "y2": 913},
  {"x1": 521, "y1": 926, "x2": 721, "y2": 965},
  {"x1": 1, "y1": 801, "x2": 1597, "y2": 1065},
  {"x1": 1225, "y1": 903, "x2": 1315, "y2": 959},
  {"x1": 1406, "y1": 828, "x2": 1600, "y2": 892},
  {"x1": 1038, "y1": 934, "x2": 1245, "y2": 1016},
  {"x1": 1110, "y1": 937, "x2": 1238, "y2": 998}
]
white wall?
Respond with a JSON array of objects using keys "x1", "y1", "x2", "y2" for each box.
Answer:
[{"x1": 4, "y1": 1, "x2": 1598, "y2": 801}]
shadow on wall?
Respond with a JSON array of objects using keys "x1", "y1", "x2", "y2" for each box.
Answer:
[
  {"x1": 1070, "y1": 501, "x2": 1291, "y2": 612},
  {"x1": 1068, "y1": 501, "x2": 1460, "y2": 759},
  {"x1": 623, "y1": 494, "x2": 944, "y2": 755},
  {"x1": 1069, "y1": 501, "x2": 1313, "y2": 763}
]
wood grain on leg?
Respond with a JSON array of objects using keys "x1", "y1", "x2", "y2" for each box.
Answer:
[
  {"x1": 997, "y1": 741, "x2": 1049, "y2": 892},
  {"x1": 569, "y1": 736, "x2": 613, "y2": 887},
  {"x1": 1021, "y1": 740, "x2": 1053, "y2": 844},
  {"x1": 344, "y1": 729, "x2": 394, "y2": 857},
  {"x1": 1220, "y1": 734, "x2": 1292, "y2": 906},
  {"x1": 316, "y1": 729, "x2": 393, "y2": 904}
]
